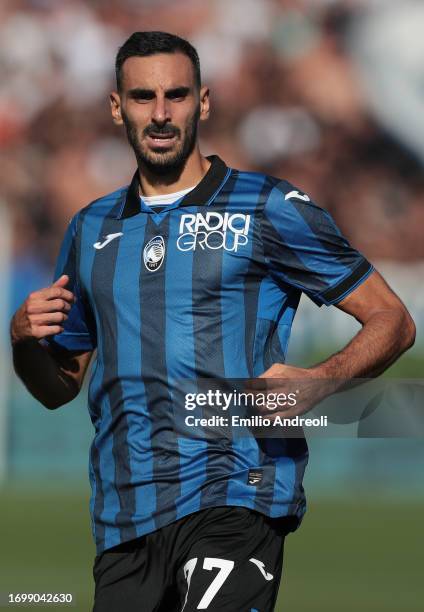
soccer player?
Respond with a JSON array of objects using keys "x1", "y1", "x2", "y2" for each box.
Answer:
[{"x1": 10, "y1": 32, "x2": 415, "y2": 612}]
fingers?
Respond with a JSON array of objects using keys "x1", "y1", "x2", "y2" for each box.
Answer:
[
  {"x1": 30, "y1": 312, "x2": 68, "y2": 325},
  {"x1": 19, "y1": 311, "x2": 68, "y2": 341},
  {"x1": 244, "y1": 377, "x2": 268, "y2": 391},
  {"x1": 27, "y1": 298, "x2": 73, "y2": 315},
  {"x1": 34, "y1": 285, "x2": 75, "y2": 303},
  {"x1": 11, "y1": 277, "x2": 76, "y2": 344},
  {"x1": 52, "y1": 274, "x2": 70, "y2": 288},
  {"x1": 32, "y1": 325, "x2": 65, "y2": 339}
]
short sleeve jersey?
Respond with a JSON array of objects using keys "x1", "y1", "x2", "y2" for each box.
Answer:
[{"x1": 48, "y1": 156, "x2": 373, "y2": 553}]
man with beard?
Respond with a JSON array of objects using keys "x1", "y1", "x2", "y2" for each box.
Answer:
[{"x1": 10, "y1": 32, "x2": 415, "y2": 611}]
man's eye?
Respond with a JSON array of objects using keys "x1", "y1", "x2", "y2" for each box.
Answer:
[
  {"x1": 130, "y1": 92, "x2": 154, "y2": 102},
  {"x1": 168, "y1": 91, "x2": 188, "y2": 101}
]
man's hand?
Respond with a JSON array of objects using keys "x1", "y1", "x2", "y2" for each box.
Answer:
[
  {"x1": 252, "y1": 271, "x2": 415, "y2": 424},
  {"x1": 10, "y1": 274, "x2": 92, "y2": 409},
  {"x1": 10, "y1": 275, "x2": 75, "y2": 345},
  {"x1": 255, "y1": 363, "x2": 331, "y2": 420}
]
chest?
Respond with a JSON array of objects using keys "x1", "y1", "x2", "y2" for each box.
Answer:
[{"x1": 79, "y1": 208, "x2": 265, "y2": 309}]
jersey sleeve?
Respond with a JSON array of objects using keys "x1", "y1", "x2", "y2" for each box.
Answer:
[
  {"x1": 46, "y1": 214, "x2": 96, "y2": 351},
  {"x1": 261, "y1": 182, "x2": 374, "y2": 306}
]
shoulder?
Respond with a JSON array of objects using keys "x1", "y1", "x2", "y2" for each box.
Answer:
[
  {"x1": 228, "y1": 167, "x2": 329, "y2": 224},
  {"x1": 80, "y1": 184, "x2": 129, "y2": 218},
  {"x1": 67, "y1": 184, "x2": 130, "y2": 230},
  {"x1": 233, "y1": 169, "x2": 333, "y2": 236},
  {"x1": 228, "y1": 167, "x2": 315, "y2": 205}
]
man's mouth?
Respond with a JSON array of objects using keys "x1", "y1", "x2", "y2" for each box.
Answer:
[{"x1": 146, "y1": 132, "x2": 178, "y2": 148}]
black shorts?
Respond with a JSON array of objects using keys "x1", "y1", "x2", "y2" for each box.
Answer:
[{"x1": 93, "y1": 506, "x2": 295, "y2": 612}]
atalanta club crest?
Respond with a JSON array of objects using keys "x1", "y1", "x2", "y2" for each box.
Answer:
[{"x1": 143, "y1": 235, "x2": 165, "y2": 272}]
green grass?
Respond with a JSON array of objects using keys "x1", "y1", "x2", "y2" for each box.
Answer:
[
  {"x1": 279, "y1": 498, "x2": 423, "y2": 611},
  {"x1": 0, "y1": 489, "x2": 422, "y2": 611},
  {"x1": 0, "y1": 487, "x2": 94, "y2": 610}
]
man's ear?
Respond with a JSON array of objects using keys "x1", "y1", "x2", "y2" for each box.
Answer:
[
  {"x1": 110, "y1": 92, "x2": 123, "y2": 125},
  {"x1": 199, "y1": 86, "x2": 210, "y2": 121}
]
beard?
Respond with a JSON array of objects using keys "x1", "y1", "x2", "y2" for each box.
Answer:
[{"x1": 122, "y1": 106, "x2": 200, "y2": 176}]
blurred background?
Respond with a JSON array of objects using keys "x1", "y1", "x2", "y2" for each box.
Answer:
[{"x1": 0, "y1": 0, "x2": 422, "y2": 610}]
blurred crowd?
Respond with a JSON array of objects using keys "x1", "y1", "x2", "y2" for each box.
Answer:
[{"x1": 1, "y1": 0, "x2": 424, "y2": 310}]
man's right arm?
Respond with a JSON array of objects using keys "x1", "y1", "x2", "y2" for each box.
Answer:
[{"x1": 10, "y1": 274, "x2": 93, "y2": 410}]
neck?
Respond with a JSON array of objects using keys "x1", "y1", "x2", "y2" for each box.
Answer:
[{"x1": 137, "y1": 147, "x2": 211, "y2": 197}]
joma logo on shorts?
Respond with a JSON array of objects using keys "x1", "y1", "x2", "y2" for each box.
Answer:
[{"x1": 177, "y1": 212, "x2": 251, "y2": 252}]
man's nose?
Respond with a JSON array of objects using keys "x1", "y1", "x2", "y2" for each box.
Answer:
[{"x1": 151, "y1": 96, "x2": 171, "y2": 125}]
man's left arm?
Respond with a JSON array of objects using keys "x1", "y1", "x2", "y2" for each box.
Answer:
[
  {"x1": 259, "y1": 182, "x2": 416, "y2": 414},
  {"x1": 260, "y1": 270, "x2": 415, "y2": 413},
  {"x1": 315, "y1": 269, "x2": 415, "y2": 378}
]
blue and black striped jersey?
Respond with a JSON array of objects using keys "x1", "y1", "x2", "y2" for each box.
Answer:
[{"x1": 49, "y1": 156, "x2": 373, "y2": 553}]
